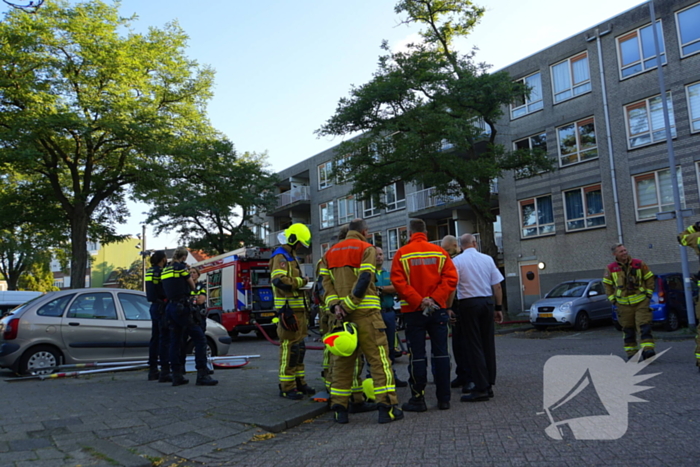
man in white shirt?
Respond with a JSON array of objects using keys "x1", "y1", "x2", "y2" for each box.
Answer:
[{"x1": 452, "y1": 234, "x2": 504, "y2": 402}]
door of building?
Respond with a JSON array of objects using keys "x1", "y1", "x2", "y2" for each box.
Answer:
[{"x1": 520, "y1": 263, "x2": 541, "y2": 312}]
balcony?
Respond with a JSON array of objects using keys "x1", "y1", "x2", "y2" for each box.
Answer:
[
  {"x1": 407, "y1": 181, "x2": 499, "y2": 219},
  {"x1": 407, "y1": 186, "x2": 463, "y2": 213},
  {"x1": 269, "y1": 186, "x2": 311, "y2": 217}
]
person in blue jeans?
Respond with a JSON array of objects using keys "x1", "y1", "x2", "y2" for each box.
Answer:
[{"x1": 375, "y1": 247, "x2": 407, "y2": 387}]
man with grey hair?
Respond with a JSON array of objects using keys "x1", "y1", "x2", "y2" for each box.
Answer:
[
  {"x1": 453, "y1": 233, "x2": 503, "y2": 402},
  {"x1": 441, "y1": 234, "x2": 470, "y2": 388}
]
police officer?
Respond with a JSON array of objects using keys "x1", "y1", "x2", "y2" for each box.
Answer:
[
  {"x1": 145, "y1": 251, "x2": 170, "y2": 382},
  {"x1": 271, "y1": 223, "x2": 314, "y2": 399},
  {"x1": 603, "y1": 244, "x2": 656, "y2": 360},
  {"x1": 162, "y1": 247, "x2": 217, "y2": 386},
  {"x1": 321, "y1": 218, "x2": 403, "y2": 424},
  {"x1": 677, "y1": 223, "x2": 700, "y2": 370}
]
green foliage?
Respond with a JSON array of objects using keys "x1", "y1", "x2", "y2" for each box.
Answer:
[
  {"x1": 0, "y1": 0, "x2": 216, "y2": 288},
  {"x1": 17, "y1": 254, "x2": 59, "y2": 292},
  {"x1": 317, "y1": 0, "x2": 553, "y2": 258},
  {"x1": 112, "y1": 259, "x2": 143, "y2": 291},
  {"x1": 137, "y1": 137, "x2": 278, "y2": 256}
]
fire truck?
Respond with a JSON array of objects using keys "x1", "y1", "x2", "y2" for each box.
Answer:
[{"x1": 192, "y1": 247, "x2": 276, "y2": 338}]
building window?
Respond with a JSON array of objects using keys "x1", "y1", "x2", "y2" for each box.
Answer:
[
  {"x1": 511, "y1": 72, "x2": 543, "y2": 119},
  {"x1": 556, "y1": 118, "x2": 597, "y2": 167},
  {"x1": 319, "y1": 201, "x2": 335, "y2": 229},
  {"x1": 687, "y1": 82, "x2": 700, "y2": 133},
  {"x1": 337, "y1": 195, "x2": 355, "y2": 224},
  {"x1": 513, "y1": 132, "x2": 547, "y2": 178},
  {"x1": 625, "y1": 93, "x2": 676, "y2": 149},
  {"x1": 633, "y1": 167, "x2": 684, "y2": 220},
  {"x1": 563, "y1": 185, "x2": 605, "y2": 231},
  {"x1": 318, "y1": 161, "x2": 333, "y2": 190},
  {"x1": 677, "y1": 2, "x2": 700, "y2": 57},
  {"x1": 387, "y1": 227, "x2": 407, "y2": 258},
  {"x1": 617, "y1": 21, "x2": 666, "y2": 78},
  {"x1": 551, "y1": 52, "x2": 591, "y2": 103},
  {"x1": 361, "y1": 197, "x2": 379, "y2": 217},
  {"x1": 520, "y1": 195, "x2": 555, "y2": 238},
  {"x1": 367, "y1": 232, "x2": 383, "y2": 248},
  {"x1": 385, "y1": 182, "x2": 406, "y2": 212}
]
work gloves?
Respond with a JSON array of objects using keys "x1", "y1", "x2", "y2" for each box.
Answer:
[{"x1": 279, "y1": 304, "x2": 299, "y2": 332}]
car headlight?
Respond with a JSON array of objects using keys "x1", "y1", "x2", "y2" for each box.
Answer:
[
  {"x1": 559, "y1": 301, "x2": 572, "y2": 313},
  {"x1": 529, "y1": 304, "x2": 537, "y2": 316}
]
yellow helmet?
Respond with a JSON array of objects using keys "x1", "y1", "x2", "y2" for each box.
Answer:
[
  {"x1": 362, "y1": 378, "x2": 375, "y2": 402},
  {"x1": 323, "y1": 322, "x2": 358, "y2": 357},
  {"x1": 282, "y1": 223, "x2": 311, "y2": 248}
]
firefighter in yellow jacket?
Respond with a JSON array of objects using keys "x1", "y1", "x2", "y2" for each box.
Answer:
[
  {"x1": 320, "y1": 218, "x2": 403, "y2": 424},
  {"x1": 603, "y1": 243, "x2": 656, "y2": 360},
  {"x1": 270, "y1": 224, "x2": 314, "y2": 400},
  {"x1": 677, "y1": 223, "x2": 700, "y2": 370}
]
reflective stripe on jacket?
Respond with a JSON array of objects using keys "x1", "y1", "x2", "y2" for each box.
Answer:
[
  {"x1": 602, "y1": 259, "x2": 654, "y2": 305},
  {"x1": 269, "y1": 244, "x2": 307, "y2": 309}
]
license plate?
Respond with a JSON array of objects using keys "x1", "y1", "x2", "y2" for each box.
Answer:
[
  {"x1": 539, "y1": 313, "x2": 553, "y2": 318},
  {"x1": 260, "y1": 312, "x2": 275, "y2": 317}
]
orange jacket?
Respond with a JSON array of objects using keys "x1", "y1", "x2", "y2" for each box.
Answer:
[{"x1": 390, "y1": 232, "x2": 457, "y2": 313}]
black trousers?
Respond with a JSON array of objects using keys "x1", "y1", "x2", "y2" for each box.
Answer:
[
  {"x1": 451, "y1": 305, "x2": 472, "y2": 385},
  {"x1": 457, "y1": 297, "x2": 496, "y2": 392}
]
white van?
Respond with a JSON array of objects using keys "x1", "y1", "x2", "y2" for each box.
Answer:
[{"x1": 0, "y1": 291, "x2": 43, "y2": 316}]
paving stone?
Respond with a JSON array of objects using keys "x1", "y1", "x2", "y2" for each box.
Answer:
[
  {"x1": 42, "y1": 418, "x2": 84, "y2": 429},
  {"x1": 9, "y1": 438, "x2": 53, "y2": 451}
]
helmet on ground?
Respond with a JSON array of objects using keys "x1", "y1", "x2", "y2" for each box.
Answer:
[
  {"x1": 323, "y1": 322, "x2": 358, "y2": 357},
  {"x1": 362, "y1": 378, "x2": 375, "y2": 402},
  {"x1": 279, "y1": 223, "x2": 311, "y2": 248}
]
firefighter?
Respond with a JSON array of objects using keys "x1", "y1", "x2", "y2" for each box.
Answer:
[
  {"x1": 603, "y1": 243, "x2": 656, "y2": 360},
  {"x1": 145, "y1": 251, "x2": 170, "y2": 382},
  {"x1": 677, "y1": 223, "x2": 700, "y2": 370},
  {"x1": 320, "y1": 218, "x2": 403, "y2": 424},
  {"x1": 271, "y1": 223, "x2": 314, "y2": 399},
  {"x1": 162, "y1": 247, "x2": 217, "y2": 386}
]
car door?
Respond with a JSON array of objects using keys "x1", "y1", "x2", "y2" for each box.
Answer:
[
  {"x1": 587, "y1": 281, "x2": 609, "y2": 320},
  {"x1": 60, "y1": 292, "x2": 126, "y2": 362},
  {"x1": 118, "y1": 292, "x2": 153, "y2": 359}
]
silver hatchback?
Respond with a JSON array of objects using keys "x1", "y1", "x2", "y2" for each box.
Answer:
[
  {"x1": 529, "y1": 279, "x2": 613, "y2": 331},
  {"x1": 0, "y1": 288, "x2": 231, "y2": 375}
]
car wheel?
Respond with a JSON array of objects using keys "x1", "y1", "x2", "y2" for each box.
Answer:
[
  {"x1": 534, "y1": 325, "x2": 548, "y2": 331},
  {"x1": 573, "y1": 311, "x2": 590, "y2": 331},
  {"x1": 665, "y1": 310, "x2": 680, "y2": 332},
  {"x1": 613, "y1": 320, "x2": 622, "y2": 332},
  {"x1": 19, "y1": 345, "x2": 61, "y2": 376},
  {"x1": 185, "y1": 338, "x2": 216, "y2": 357}
]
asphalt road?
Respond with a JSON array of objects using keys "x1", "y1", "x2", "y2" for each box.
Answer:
[{"x1": 1, "y1": 324, "x2": 699, "y2": 466}]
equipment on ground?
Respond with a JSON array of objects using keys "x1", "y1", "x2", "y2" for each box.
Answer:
[
  {"x1": 192, "y1": 247, "x2": 276, "y2": 338},
  {"x1": 323, "y1": 322, "x2": 358, "y2": 357}
]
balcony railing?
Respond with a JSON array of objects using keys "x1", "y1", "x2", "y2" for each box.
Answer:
[
  {"x1": 407, "y1": 187, "x2": 463, "y2": 212},
  {"x1": 276, "y1": 186, "x2": 310, "y2": 209}
]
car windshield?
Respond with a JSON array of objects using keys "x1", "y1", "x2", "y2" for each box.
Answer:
[
  {"x1": 547, "y1": 282, "x2": 589, "y2": 298},
  {"x1": 3, "y1": 295, "x2": 45, "y2": 317}
]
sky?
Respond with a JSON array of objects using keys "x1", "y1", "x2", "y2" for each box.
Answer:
[{"x1": 4, "y1": 0, "x2": 648, "y2": 250}]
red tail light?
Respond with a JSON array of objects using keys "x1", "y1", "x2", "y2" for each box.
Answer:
[
  {"x1": 657, "y1": 279, "x2": 665, "y2": 304},
  {"x1": 3, "y1": 317, "x2": 20, "y2": 340}
]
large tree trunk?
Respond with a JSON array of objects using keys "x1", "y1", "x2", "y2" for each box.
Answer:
[
  {"x1": 69, "y1": 207, "x2": 90, "y2": 289},
  {"x1": 474, "y1": 211, "x2": 497, "y2": 261}
]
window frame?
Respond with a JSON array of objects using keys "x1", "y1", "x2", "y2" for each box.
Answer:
[
  {"x1": 513, "y1": 132, "x2": 548, "y2": 179},
  {"x1": 360, "y1": 197, "x2": 379, "y2": 218},
  {"x1": 519, "y1": 195, "x2": 555, "y2": 239},
  {"x1": 616, "y1": 21, "x2": 666, "y2": 79},
  {"x1": 385, "y1": 181, "x2": 406, "y2": 212},
  {"x1": 550, "y1": 52, "x2": 591, "y2": 104},
  {"x1": 387, "y1": 226, "x2": 408, "y2": 258},
  {"x1": 319, "y1": 201, "x2": 335, "y2": 230},
  {"x1": 318, "y1": 161, "x2": 333, "y2": 190},
  {"x1": 556, "y1": 117, "x2": 598, "y2": 167},
  {"x1": 562, "y1": 184, "x2": 606, "y2": 232},
  {"x1": 336, "y1": 195, "x2": 356, "y2": 224},
  {"x1": 366, "y1": 232, "x2": 383, "y2": 248},
  {"x1": 686, "y1": 81, "x2": 700, "y2": 134},
  {"x1": 632, "y1": 167, "x2": 684, "y2": 221},
  {"x1": 511, "y1": 72, "x2": 544, "y2": 119},
  {"x1": 676, "y1": 2, "x2": 700, "y2": 58},
  {"x1": 624, "y1": 92, "x2": 676, "y2": 149}
]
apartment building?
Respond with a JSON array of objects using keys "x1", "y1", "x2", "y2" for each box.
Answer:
[
  {"x1": 261, "y1": 0, "x2": 700, "y2": 314},
  {"x1": 499, "y1": 0, "x2": 700, "y2": 312}
]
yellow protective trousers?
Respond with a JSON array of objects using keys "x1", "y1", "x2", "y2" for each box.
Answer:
[
  {"x1": 617, "y1": 300, "x2": 654, "y2": 357},
  {"x1": 278, "y1": 309, "x2": 308, "y2": 392},
  {"x1": 329, "y1": 308, "x2": 398, "y2": 408}
]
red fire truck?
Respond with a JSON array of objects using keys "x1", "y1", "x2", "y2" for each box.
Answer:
[{"x1": 192, "y1": 247, "x2": 276, "y2": 338}]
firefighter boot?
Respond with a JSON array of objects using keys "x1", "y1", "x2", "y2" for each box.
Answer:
[
  {"x1": 148, "y1": 366, "x2": 160, "y2": 381},
  {"x1": 378, "y1": 404, "x2": 404, "y2": 424},
  {"x1": 196, "y1": 368, "x2": 218, "y2": 386},
  {"x1": 296, "y1": 378, "x2": 315, "y2": 396},
  {"x1": 172, "y1": 367, "x2": 189, "y2": 387},
  {"x1": 348, "y1": 401, "x2": 378, "y2": 413},
  {"x1": 332, "y1": 404, "x2": 349, "y2": 424},
  {"x1": 401, "y1": 396, "x2": 427, "y2": 412},
  {"x1": 279, "y1": 384, "x2": 304, "y2": 400}
]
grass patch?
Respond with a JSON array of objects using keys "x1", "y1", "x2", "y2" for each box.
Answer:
[{"x1": 82, "y1": 446, "x2": 119, "y2": 466}]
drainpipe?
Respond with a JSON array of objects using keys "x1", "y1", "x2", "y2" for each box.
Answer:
[{"x1": 587, "y1": 27, "x2": 623, "y2": 245}]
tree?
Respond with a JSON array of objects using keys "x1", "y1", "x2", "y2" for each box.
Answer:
[
  {"x1": 112, "y1": 259, "x2": 143, "y2": 291},
  {"x1": 0, "y1": 0, "x2": 215, "y2": 288},
  {"x1": 2, "y1": 1, "x2": 44, "y2": 13},
  {"x1": 139, "y1": 138, "x2": 278, "y2": 256},
  {"x1": 16, "y1": 254, "x2": 59, "y2": 292},
  {"x1": 316, "y1": 0, "x2": 552, "y2": 259}
]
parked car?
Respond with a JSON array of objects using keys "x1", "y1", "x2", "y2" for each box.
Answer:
[
  {"x1": 0, "y1": 291, "x2": 43, "y2": 316},
  {"x1": 529, "y1": 279, "x2": 613, "y2": 331},
  {"x1": 0, "y1": 288, "x2": 232, "y2": 375},
  {"x1": 612, "y1": 273, "x2": 698, "y2": 332}
]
